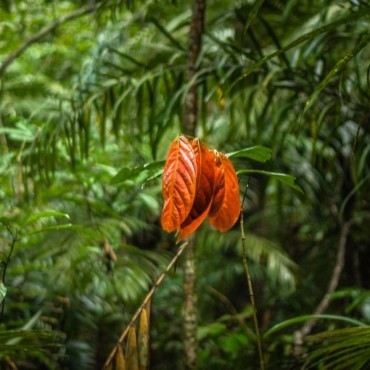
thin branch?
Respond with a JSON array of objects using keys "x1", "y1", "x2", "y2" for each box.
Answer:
[
  {"x1": 240, "y1": 211, "x2": 265, "y2": 370},
  {"x1": 0, "y1": 3, "x2": 101, "y2": 78},
  {"x1": 293, "y1": 220, "x2": 353, "y2": 353},
  {"x1": 103, "y1": 241, "x2": 189, "y2": 369}
]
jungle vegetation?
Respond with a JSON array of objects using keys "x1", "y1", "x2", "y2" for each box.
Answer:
[{"x1": 0, "y1": 0, "x2": 370, "y2": 369}]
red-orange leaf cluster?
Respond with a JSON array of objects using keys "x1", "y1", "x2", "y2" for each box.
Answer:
[{"x1": 161, "y1": 135, "x2": 241, "y2": 241}]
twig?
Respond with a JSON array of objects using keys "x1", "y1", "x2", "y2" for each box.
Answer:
[
  {"x1": 103, "y1": 241, "x2": 189, "y2": 369},
  {"x1": 0, "y1": 3, "x2": 101, "y2": 78},
  {"x1": 240, "y1": 211, "x2": 265, "y2": 370},
  {"x1": 293, "y1": 220, "x2": 352, "y2": 353}
]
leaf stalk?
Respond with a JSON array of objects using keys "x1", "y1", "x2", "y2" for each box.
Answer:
[{"x1": 240, "y1": 192, "x2": 264, "y2": 370}]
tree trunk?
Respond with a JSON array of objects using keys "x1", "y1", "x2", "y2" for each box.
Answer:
[
  {"x1": 182, "y1": 0, "x2": 206, "y2": 369},
  {"x1": 183, "y1": 238, "x2": 198, "y2": 370},
  {"x1": 183, "y1": 0, "x2": 205, "y2": 136}
]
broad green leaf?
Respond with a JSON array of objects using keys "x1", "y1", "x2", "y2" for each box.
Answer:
[
  {"x1": 227, "y1": 146, "x2": 272, "y2": 162},
  {"x1": 237, "y1": 169, "x2": 303, "y2": 193},
  {"x1": 144, "y1": 169, "x2": 163, "y2": 183},
  {"x1": 24, "y1": 224, "x2": 85, "y2": 236},
  {"x1": 24, "y1": 210, "x2": 70, "y2": 226},
  {"x1": 111, "y1": 161, "x2": 165, "y2": 185}
]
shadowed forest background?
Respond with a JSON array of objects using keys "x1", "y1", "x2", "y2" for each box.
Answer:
[{"x1": 0, "y1": 0, "x2": 370, "y2": 369}]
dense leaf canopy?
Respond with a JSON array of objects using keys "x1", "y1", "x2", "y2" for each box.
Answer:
[{"x1": 0, "y1": 0, "x2": 370, "y2": 369}]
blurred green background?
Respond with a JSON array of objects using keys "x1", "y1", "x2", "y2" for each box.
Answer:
[{"x1": 0, "y1": 1, "x2": 370, "y2": 369}]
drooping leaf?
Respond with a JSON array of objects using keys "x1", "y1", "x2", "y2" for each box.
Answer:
[
  {"x1": 178, "y1": 140, "x2": 215, "y2": 241},
  {"x1": 138, "y1": 303, "x2": 150, "y2": 370},
  {"x1": 115, "y1": 345, "x2": 127, "y2": 370},
  {"x1": 126, "y1": 325, "x2": 139, "y2": 370},
  {"x1": 24, "y1": 210, "x2": 70, "y2": 226},
  {"x1": 263, "y1": 314, "x2": 366, "y2": 339},
  {"x1": 111, "y1": 161, "x2": 165, "y2": 185},
  {"x1": 0, "y1": 123, "x2": 36, "y2": 142},
  {"x1": 161, "y1": 135, "x2": 197, "y2": 232},
  {"x1": 242, "y1": 0, "x2": 265, "y2": 37},
  {"x1": 227, "y1": 146, "x2": 272, "y2": 162},
  {"x1": 23, "y1": 223, "x2": 86, "y2": 237},
  {"x1": 209, "y1": 152, "x2": 241, "y2": 232},
  {"x1": 237, "y1": 169, "x2": 303, "y2": 193}
]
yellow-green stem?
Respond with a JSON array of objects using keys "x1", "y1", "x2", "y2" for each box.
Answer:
[
  {"x1": 240, "y1": 211, "x2": 264, "y2": 370},
  {"x1": 103, "y1": 241, "x2": 189, "y2": 369}
]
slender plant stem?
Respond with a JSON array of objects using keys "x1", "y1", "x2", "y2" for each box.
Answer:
[
  {"x1": 103, "y1": 241, "x2": 189, "y2": 369},
  {"x1": 240, "y1": 210, "x2": 264, "y2": 370}
]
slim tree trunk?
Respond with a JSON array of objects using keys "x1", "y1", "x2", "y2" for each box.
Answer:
[
  {"x1": 182, "y1": 0, "x2": 206, "y2": 369},
  {"x1": 183, "y1": 238, "x2": 197, "y2": 370},
  {"x1": 183, "y1": 0, "x2": 205, "y2": 136}
]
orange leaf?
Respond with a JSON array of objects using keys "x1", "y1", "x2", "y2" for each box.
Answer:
[
  {"x1": 208, "y1": 150, "x2": 225, "y2": 216},
  {"x1": 161, "y1": 136, "x2": 197, "y2": 232},
  {"x1": 178, "y1": 140, "x2": 215, "y2": 241},
  {"x1": 209, "y1": 152, "x2": 240, "y2": 232}
]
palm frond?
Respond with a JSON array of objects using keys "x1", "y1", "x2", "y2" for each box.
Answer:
[
  {"x1": 196, "y1": 228, "x2": 298, "y2": 292},
  {"x1": 304, "y1": 326, "x2": 370, "y2": 370}
]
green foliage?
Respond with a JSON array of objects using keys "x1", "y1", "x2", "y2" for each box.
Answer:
[
  {"x1": 227, "y1": 146, "x2": 272, "y2": 162},
  {"x1": 0, "y1": 0, "x2": 370, "y2": 368},
  {"x1": 305, "y1": 326, "x2": 370, "y2": 370}
]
